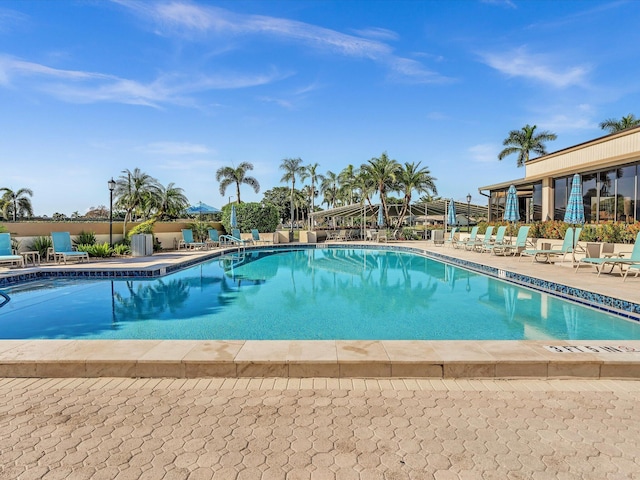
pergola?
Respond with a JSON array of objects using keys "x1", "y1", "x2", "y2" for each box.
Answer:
[{"x1": 310, "y1": 200, "x2": 488, "y2": 229}]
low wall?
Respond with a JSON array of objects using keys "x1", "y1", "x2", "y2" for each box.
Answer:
[{"x1": 2, "y1": 221, "x2": 225, "y2": 252}]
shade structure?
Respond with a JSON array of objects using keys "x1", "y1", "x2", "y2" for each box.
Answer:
[
  {"x1": 564, "y1": 174, "x2": 585, "y2": 225},
  {"x1": 230, "y1": 204, "x2": 238, "y2": 228},
  {"x1": 503, "y1": 185, "x2": 520, "y2": 222},
  {"x1": 186, "y1": 202, "x2": 220, "y2": 215},
  {"x1": 377, "y1": 205, "x2": 384, "y2": 227},
  {"x1": 447, "y1": 199, "x2": 456, "y2": 230}
]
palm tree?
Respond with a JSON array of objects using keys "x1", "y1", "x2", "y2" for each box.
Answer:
[
  {"x1": 361, "y1": 152, "x2": 401, "y2": 226},
  {"x1": 301, "y1": 163, "x2": 325, "y2": 229},
  {"x1": 338, "y1": 164, "x2": 358, "y2": 204},
  {"x1": 0, "y1": 187, "x2": 34, "y2": 221},
  {"x1": 215, "y1": 162, "x2": 260, "y2": 203},
  {"x1": 321, "y1": 170, "x2": 340, "y2": 208},
  {"x1": 114, "y1": 168, "x2": 161, "y2": 236},
  {"x1": 395, "y1": 162, "x2": 438, "y2": 228},
  {"x1": 599, "y1": 114, "x2": 640, "y2": 134},
  {"x1": 498, "y1": 124, "x2": 557, "y2": 167},
  {"x1": 279, "y1": 158, "x2": 304, "y2": 231},
  {"x1": 153, "y1": 183, "x2": 190, "y2": 220}
]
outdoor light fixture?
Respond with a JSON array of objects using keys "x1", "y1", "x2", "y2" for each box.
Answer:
[{"x1": 108, "y1": 178, "x2": 116, "y2": 247}]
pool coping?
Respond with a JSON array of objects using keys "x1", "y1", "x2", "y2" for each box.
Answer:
[{"x1": 2, "y1": 242, "x2": 640, "y2": 379}]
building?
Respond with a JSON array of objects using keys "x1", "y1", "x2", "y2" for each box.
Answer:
[{"x1": 480, "y1": 126, "x2": 640, "y2": 224}]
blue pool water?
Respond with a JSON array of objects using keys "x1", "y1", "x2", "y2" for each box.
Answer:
[{"x1": 1, "y1": 248, "x2": 638, "y2": 340}]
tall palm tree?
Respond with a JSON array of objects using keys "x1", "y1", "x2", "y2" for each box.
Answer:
[
  {"x1": 498, "y1": 124, "x2": 557, "y2": 167},
  {"x1": 338, "y1": 164, "x2": 358, "y2": 204},
  {"x1": 215, "y1": 162, "x2": 260, "y2": 203},
  {"x1": 114, "y1": 168, "x2": 161, "y2": 236},
  {"x1": 599, "y1": 114, "x2": 640, "y2": 134},
  {"x1": 279, "y1": 158, "x2": 304, "y2": 231},
  {"x1": 0, "y1": 187, "x2": 34, "y2": 221},
  {"x1": 394, "y1": 162, "x2": 438, "y2": 228},
  {"x1": 361, "y1": 152, "x2": 401, "y2": 226},
  {"x1": 321, "y1": 170, "x2": 340, "y2": 208},
  {"x1": 301, "y1": 163, "x2": 325, "y2": 229}
]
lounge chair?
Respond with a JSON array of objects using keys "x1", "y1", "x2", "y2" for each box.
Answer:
[
  {"x1": 444, "y1": 228, "x2": 458, "y2": 248},
  {"x1": 251, "y1": 229, "x2": 271, "y2": 245},
  {"x1": 453, "y1": 226, "x2": 479, "y2": 250},
  {"x1": 492, "y1": 226, "x2": 532, "y2": 256},
  {"x1": 519, "y1": 228, "x2": 575, "y2": 263},
  {"x1": 206, "y1": 229, "x2": 220, "y2": 248},
  {"x1": 51, "y1": 232, "x2": 90, "y2": 264},
  {"x1": 481, "y1": 226, "x2": 507, "y2": 254},
  {"x1": 0, "y1": 233, "x2": 24, "y2": 268},
  {"x1": 578, "y1": 231, "x2": 640, "y2": 278},
  {"x1": 473, "y1": 226, "x2": 494, "y2": 252},
  {"x1": 179, "y1": 229, "x2": 206, "y2": 250}
]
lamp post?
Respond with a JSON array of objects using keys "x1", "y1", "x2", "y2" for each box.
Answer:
[
  {"x1": 108, "y1": 178, "x2": 116, "y2": 247},
  {"x1": 466, "y1": 193, "x2": 472, "y2": 232}
]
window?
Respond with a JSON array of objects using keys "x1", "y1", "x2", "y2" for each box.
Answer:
[
  {"x1": 553, "y1": 177, "x2": 568, "y2": 220},
  {"x1": 617, "y1": 165, "x2": 637, "y2": 223},
  {"x1": 582, "y1": 173, "x2": 598, "y2": 222}
]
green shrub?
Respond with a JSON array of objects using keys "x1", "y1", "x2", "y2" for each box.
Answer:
[
  {"x1": 74, "y1": 230, "x2": 97, "y2": 246},
  {"x1": 29, "y1": 236, "x2": 52, "y2": 259},
  {"x1": 187, "y1": 220, "x2": 210, "y2": 242},
  {"x1": 221, "y1": 202, "x2": 279, "y2": 233},
  {"x1": 76, "y1": 242, "x2": 113, "y2": 258},
  {"x1": 401, "y1": 227, "x2": 419, "y2": 240},
  {"x1": 127, "y1": 219, "x2": 156, "y2": 238},
  {"x1": 0, "y1": 224, "x2": 7, "y2": 233},
  {"x1": 112, "y1": 244, "x2": 131, "y2": 256}
]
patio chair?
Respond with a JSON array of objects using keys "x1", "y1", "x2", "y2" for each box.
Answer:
[
  {"x1": 206, "y1": 229, "x2": 220, "y2": 248},
  {"x1": 492, "y1": 226, "x2": 532, "y2": 256},
  {"x1": 179, "y1": 229, "x2": 206, "y2": 250},
  {"x1": 443, "y1": 228, "x2": 458, "y2": 247},
  {"x1": 578, "y1": 231, "x2": 640, "y2": 278},
  {"x1": 473, "y1": 226, "x2": 494, "y2": 252},
  {"x1": 481, "y1": 226, "x2": 507, "y2": 254},
  {"x1": 51, "y1": 232, "x2": 90, "y2": 264},
  {"x1": 251, "y1": 229, "x2": 271, "y2": 245},
  {"x1": 0, "y1": 233, "x2": 24, "y2": 268},
  {"x1": 519, "y1": 228, "x2": 575, "y2": 263},
  {"x1": 452, "y1": 226, "x2": 479, "y2": 250}
]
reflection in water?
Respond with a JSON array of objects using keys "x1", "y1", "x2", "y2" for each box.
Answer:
[
  {"x1": 0, "y1": 290, "x2": 9, "y2": 308},
  {"x1": 0, "y1": 248, "x2": 639, "y2": 340}
]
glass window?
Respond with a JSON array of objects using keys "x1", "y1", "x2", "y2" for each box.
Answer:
[
  {"x1": 553, "y1": 177, "x2": 568, "y2": 220},
  {"x1": 490, "y1": 190, "x2": 505, "y2": 221},
  {"x1": 617, "y1": 165, "x2": 637, "y2": 223},
  {"x1": 582, "y1": 173, "x2": 598, "y2": 222},
  {"x1": 532, "y1": 182, "x2": 542, "y2": 222},
  {"x1": 598, "y1": 170, "x2": 616, "y2": 222}
]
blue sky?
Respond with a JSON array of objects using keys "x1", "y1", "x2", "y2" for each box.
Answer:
[{"x1": 1, "y1": 0, "x2": 639, "y2": 216}]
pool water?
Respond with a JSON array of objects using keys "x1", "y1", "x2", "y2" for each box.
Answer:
[{"x1": 1, "y1": 248, "x2": 639, "y2": 340}]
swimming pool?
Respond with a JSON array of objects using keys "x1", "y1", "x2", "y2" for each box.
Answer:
[{"x1": 1, "y1": 247, "x2": 639, "y2": 340}]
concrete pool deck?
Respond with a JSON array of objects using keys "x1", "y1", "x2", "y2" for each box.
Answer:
[{"x1": 1, "y1": 240, "x2": 640, "y2": 379}]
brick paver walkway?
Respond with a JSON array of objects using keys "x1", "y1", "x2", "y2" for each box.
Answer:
[{"x1": 2, "y1": 377, "x2": 640, "y2": 479}]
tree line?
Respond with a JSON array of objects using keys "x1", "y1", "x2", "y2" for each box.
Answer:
[{"x1": 2, "y1": 113, "x2": 638, "y2": 226}]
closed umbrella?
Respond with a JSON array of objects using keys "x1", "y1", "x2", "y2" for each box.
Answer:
[
  {"x1": 377, "y1": 205, "x2": 384, "y2": 227},
  {"x1": 230, "y1": 204, "x2": 238, "y2": 229},
  {"x1": 503, "y1": 185, "x2": 520, "y2": 223},
  {"x1": 564, "y1": 174, "x2": 585, "y2": 225},
  {"x1": 447, "y1": 199, "x2": 456, "y2": 231}
]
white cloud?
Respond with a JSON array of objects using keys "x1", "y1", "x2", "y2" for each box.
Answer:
[
  {"x1": 0, "y1": 54, "x2": 284, "y2": 107},
  {"x1": 139, "y1": 142, "x2": 213, "y2": 155},
  {"x1": 469, "y1": 143, "x2": 499, "y2": 163},
  {"x1": 351, "y1": 27, "x2": 399, "y2": 41},
  {"x1": 480, "y1": 47, "x2": 590, "y2": 88},
  {"x1": 115, "y1": 0, "x2": 451, "y2": 84}
]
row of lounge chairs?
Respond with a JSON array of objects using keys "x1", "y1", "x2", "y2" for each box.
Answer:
[
  {"x1": 445, "y1": 225, "x2": 640, "y2": 281},
  {"x1": 0, "y1": 231, "x2": 89, "y2": 268},
  {"x1": 178, "y1": 228, "x2": 272, "y2": 250}
]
